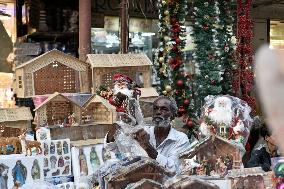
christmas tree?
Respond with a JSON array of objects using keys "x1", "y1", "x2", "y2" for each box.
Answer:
[
  {"x1": 191, "y1": 0, "x2": 223, "y2": 113},
  {"x1": 154, "y1": 0, "x2": 199, "y2": 139},
  {"x1": 216, "y1": 0, "x2": 235, "y2": 95}
]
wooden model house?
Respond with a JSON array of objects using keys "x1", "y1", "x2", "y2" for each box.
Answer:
[
  {"x1": 34, "y1": 92, "x2": 82, "y2": 127},
  {"x1": 87, "y1": 54, "x2": 152, "y2": 92},
  {"x1": 164, "y1": 175, "x2": 220, "y2": 189},
  {"x1": 125, "y1": 178, "x2": 163, "y2": 189},
  {"x1": 179, "y1": 135, "x2": 245, "y2": 177},
  {"x1": 14, "y1": 49, "x2": 90, "y2": 98},
  {"x1": 104, "y1": 158, "x2": 174, "y2": 189},
  {"x1": 0, "y1": 107, "x2": 33, "y2": 137},
  {"x1": 226, "y1": 167, "x2": 267, "y2": 189},
  {"x1": 82, "y1": 95, "x2": 116, "y2": 124},
  {"x1": 138, "y1": 87, "x2": 159, "y2": 118}
]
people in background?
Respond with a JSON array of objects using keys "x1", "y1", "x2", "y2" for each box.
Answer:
[{"x1": 246, "y1": 124, "x2": 280, "y2": 171}]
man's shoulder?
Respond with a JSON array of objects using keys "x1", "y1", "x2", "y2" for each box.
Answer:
[{"x1": 171, "y1": 128, "x2": 189, "y2": 141}]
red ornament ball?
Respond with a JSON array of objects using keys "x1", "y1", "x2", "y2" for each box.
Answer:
[
  {"x1": 183, "y1": 99, "x2": 190, "y2": 106},
  {"x1": 177, "y1": 80, "x2": 184, "y2": 87},
  {"x1": 186, "y1": 120, "x2": 194, "y2": 127},
  {"x1": 175, "y1": 38, "x2": 182, "y2": 44}
]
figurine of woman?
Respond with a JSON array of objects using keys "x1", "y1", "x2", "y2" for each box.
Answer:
[
  {"x1": 0, "y1": 164, "x2": 9, "y2": 189},
  {"x1": 58, "y1": 156, "x2": 64, "y2": 167},
  {"x1": 78, "y1": 149, "x2": 88, "y2": 176},
  {"x1": 50, "y1": 142, "x2": 55, "y2": 154},
  {"x1": 57, "y1": 141, "x2": 62, "y2": 155},
  {"x1": 90, "y1": 147, "x2": 100, "y2": 172},
  {"x1": 31, "y1": 159, "x2": 41, "y2": 180},
  {"x1": 44, "y1": 158, "x2": 48, "y2": 167},
  {"x1": 44, "y1": 143, "x2": 49, "y2": 156},
  {"x1": 63, "y1": 141, "x2": 69, "y2": 154},
  {"x1": 50, "y1": 156, "x2": 57, "y2": 169},
  {"x1": 12, "y1": 160, "x2": 27, "y2": 186}
]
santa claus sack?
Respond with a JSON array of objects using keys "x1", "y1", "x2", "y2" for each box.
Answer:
[{"x1": 199, "y1": 95, "x2": 253, "y2": 147}]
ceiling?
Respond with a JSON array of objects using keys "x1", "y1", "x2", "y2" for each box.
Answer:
[{"x1": 252, "y1": 0, "x2": 284, "y2": 7}]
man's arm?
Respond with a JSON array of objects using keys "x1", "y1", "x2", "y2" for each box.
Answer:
[{"x1": 247, "y1": 148, "x2": 271, "y2": 171}]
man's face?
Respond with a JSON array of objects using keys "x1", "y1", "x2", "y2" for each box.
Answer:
[
  {"x1": 152, "y1": 98, "x2": 173, "y2": 128},
  {"x1": 113, "y1": 81, "x2": 132, "y2": 97}
]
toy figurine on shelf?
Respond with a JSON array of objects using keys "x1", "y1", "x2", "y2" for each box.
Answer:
[
  {"x1": 78, "y1": 148, "x2": 88, "y2": 176},
  {"x1": 12, "y1": 160, "x2": 27, "y2": 186},
  {"x1": 199, "y1": 95, "x2": 252, "y2": 148},
  {"x1": 19, "y1": 129, "x2": 42, "y2": 156},
  {"x1": 98, "y1": 73, "x2": 142, "y2": 125}
]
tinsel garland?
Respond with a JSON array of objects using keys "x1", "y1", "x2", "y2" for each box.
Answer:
[
  {"x1": 233, "y1": 0, "x2": 256, "y2": 113},
  {"x1": 216, "y1": 0, "x2": 235, "y2": 95},
  {"x1": 168, "y1": 0, "x2": 198, "y2": 136},
  {"x1": 154, "y1": 0, "x2": 171, "y2": 93},
  {"x1": 154, "y1": 0, "x2": 198, "y2": 137},
  {"x1": 191, "y1": 0, "x2": 222, "y2": 112}
]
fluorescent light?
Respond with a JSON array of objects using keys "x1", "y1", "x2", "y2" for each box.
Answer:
[{"x1": 141, "y1": 32, "x2": 155, "y2": 37}]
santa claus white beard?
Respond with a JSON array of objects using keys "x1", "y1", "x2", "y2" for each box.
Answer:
[
  {"x1": 113, "y1": 85, "x2": 133, "y2": 98},
  {"x1": 209, "y1": 107, "x2": 233, "y2": 126}
]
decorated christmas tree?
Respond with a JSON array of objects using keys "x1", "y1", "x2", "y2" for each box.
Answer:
[
  {"x1": 191, "y1": 0, "x2": 223, "y2": 113},
  {"x1": 215, "y1": 0, "x2": 235, "y2": 95},
  {"x1": 154, "y1": 0, "x2": 198, "y2": 139}
]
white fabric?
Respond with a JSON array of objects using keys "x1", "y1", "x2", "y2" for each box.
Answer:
[
  {"x1": 144, "y1": 126, "x2": 190, "y2": 173},
  {"x1": 104, "y1": 126, "x2": 190, "y2": 173}
]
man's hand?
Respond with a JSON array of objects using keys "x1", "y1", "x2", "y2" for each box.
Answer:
[
  {"x1": 107, "y1": 123, "x2": 119, "y2": 143},
  {"x1": 134, "y1": 129, "x2": 158, "y2": 159},
  {"x1": 115, "y1": 92, "x2": 127, "y2": 102}
]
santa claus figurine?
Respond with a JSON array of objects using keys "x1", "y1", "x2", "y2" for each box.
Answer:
[{"x1": 108, "y1": 73, "x2": 141, "y2": 125}]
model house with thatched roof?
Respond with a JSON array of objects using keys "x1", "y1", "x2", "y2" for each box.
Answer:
[
  {"x1": 0, "y1": 107, "x2": 33, "y2": 137},
  {"x1": 86, "y1": 54, "x2": 152, "y2": 92},
  {"x1": 179, "y1": 135, "x2": 245, "y2": 177},
  {"x1": 82, "y1": 94, "x2": 116, "y2": 125},
  {"x1": 103, "y1": 158, "x2": 174, "y2": 189},
  {"x1": 34, "y1": 92, "x2": 82, "y2": 127},
  {"x1": 226, "y1": 167, "x2": 268, "y2": 189},
  {"x1": 14, "y1": 49, "x2": 90, "y2": 98}
]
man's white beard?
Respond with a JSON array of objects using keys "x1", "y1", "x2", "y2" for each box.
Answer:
[
  {"x1": 209, "y1": 106, "x2": 233, "y2": 126},
  {"x1": 153, "y1": 116, "x2": 171, "y2": 128},
  {"x1": 113, "y1": 85, "x2": 133, "y2": 98}
]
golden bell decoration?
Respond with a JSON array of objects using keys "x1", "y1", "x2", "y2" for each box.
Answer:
[
  {"x1": 165, "y1": 85, "x2": 172, "y2": 92},
  {"x1": 159, "y1": 57, "x2": 164, "y2": 63}
]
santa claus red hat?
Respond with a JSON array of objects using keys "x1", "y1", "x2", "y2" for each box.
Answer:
[{"x1": 113, "y1": 73, "x2": 133, "y2": 84}]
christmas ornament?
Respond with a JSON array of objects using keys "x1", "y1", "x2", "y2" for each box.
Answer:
[
  {"x1": 177, "y1": 80, "x2": 184, "y2": 87},
  {"x1": 165, "y1": 85, "x2": 172, "y2": 92}
]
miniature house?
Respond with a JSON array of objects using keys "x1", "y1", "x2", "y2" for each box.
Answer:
[
  {"x1": 14, "y1": 49, "x2": 90, "y2": 98},
  {"x1": 87, "y1": 54, "x2": 152, "y2": 92},
  {"x1": 138, "y1": 87, "x2": 159, "y2": 118},
  {"x1": 82, "y1": 95, "x2": 116, "y2": 124},
  {"x1": 0, "y1": 107, "x2": 33, "y2": 137},
  {"x1": 164, "y1": 175, "x2": 220, "y2": 189},
  {"x1": 179, "y1": 136, "x2": 245, "y2": 177},
  {"x1": 34, "y1": 92, "x2": 82, "y2": 126},
  {"x1": 104, "y1": 158, "x2": 174, "y2": 189},
  {"x1": 226, "y1": 167, "x2": 267, "y2": 189}
]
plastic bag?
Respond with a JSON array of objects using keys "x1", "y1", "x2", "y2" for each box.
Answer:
[{"x1": 199, "y1": 95, "x2": 253, "y2": 147}]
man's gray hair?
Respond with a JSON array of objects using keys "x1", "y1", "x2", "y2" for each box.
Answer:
[{"x1": 154, "y1": 96, "x2": 178, "y2": 117}]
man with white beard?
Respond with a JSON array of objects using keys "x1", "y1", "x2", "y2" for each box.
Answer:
[{"x1": 106, "y1": 96, "x2": 190, "y2": 173}]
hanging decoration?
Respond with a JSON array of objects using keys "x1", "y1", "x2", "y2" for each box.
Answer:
[
  {"x1": 191, "y1": 0, "x2": 222, "y2": 113},
  {"x1": 232, "y1": 0, "x2": 256, "y2": 114},
  {"x1": 154, "y1": 0, "x2": 171, "y2": 94},
  {"x1": 216, "y1": 0, "x2": 235, "y2": 95},
  {"x1": 154, "y1": 0, "x2": 198, "y2": 139}
]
